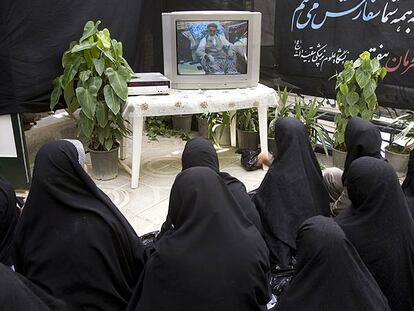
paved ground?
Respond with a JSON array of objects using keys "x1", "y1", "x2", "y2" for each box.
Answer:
[{"x1": 88, "y1": 135, "x2": 333, "y2": 236}]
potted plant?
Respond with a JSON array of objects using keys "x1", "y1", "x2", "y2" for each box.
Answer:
[
  {"x1": 268, "y1": 86, "x2": 292, "y2": 154},
  {"x1": 209, "y1": 112, "x2": 231, "y2": 146},
  {"x1": 172, "y1": 114, "x2": 193, "y2": 132},
  {"x1": 50, "y1": 20, "x2": 132, "y2": 180},
  {"x1": 293, "y1": 97, "x2": 332, "y2": 156},
  {"x1": 384, "y1": 111, "x2": 414, "y2": 173},
  {"x1": 234, "y1": 108, "x2": 260, "y2": 150},
  {"x1": 197, "y1": 113, "x2": 210, "y2": 138},
  {"x1": 333, "y1": 51, "x2": 388, "y2": 169}
]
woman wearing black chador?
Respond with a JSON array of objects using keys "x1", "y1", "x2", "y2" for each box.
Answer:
[{"x1": 253, "y1": 117, "x2": 330, "y2": 269}]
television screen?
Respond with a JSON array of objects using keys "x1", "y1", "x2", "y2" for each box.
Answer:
[{"x1": 176, "y1": 20, "x2": 248, "y2": 75}]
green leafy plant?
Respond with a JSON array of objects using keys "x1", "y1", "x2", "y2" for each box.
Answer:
[
  {"x1": 386, "y1": 111, "x2": 414, "y2": 154},
  {"x1": 145, "y1": 116, "x2": 190, "y2": 141},
  {"x1": 334, "y1": 51, "x2": 387, "y2": 149},
  {"x1": 208, "y1": 112, "x2": 231, "y2": 146},
  {"x1": 269, "y1": 86, "x2": 293, "y2": 138},
  {"x1": 197, "y1": 113, "x2": 209, "y2": 120},
  {"x1": 50, "y1": 20, "x2": 133, "y2": 151},
  {"x1": 233, "y1": 108, "x2": 259, "y2": 132},
  {"x1": 294, "y1": 97, "x2": 332, "y2": 155}
]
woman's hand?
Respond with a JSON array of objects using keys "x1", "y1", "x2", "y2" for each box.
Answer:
[{"x1": 257, "y1": 152, "x2": 274, "y2": 167}]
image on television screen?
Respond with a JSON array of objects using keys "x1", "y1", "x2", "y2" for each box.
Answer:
[{"x1": 176, "y1": 20, "x2": 248, "y2": 76}]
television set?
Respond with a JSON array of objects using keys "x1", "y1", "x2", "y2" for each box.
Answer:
[{"x1": 162, "y1": 11, "x2": 262, "y2": 89}]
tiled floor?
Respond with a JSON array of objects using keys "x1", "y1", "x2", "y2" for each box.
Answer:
[{"x1": 87, "y1": 134, "x2": 334, "y2": 236}]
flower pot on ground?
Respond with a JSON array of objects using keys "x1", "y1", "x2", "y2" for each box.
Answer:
[
  {"x1": 89, "y1": 145, "x2": 119, "y2": 180},
  {"x1": 385, "y1": 144, "x2": 410, "y2": 174},
  {"x1": 384, "y1": 110, "x2": 414, "y2": 174},
  {"x1": 172, "y1": 114, "x2": 193, "y2": 132},
  {"x1": 332, "y1": 147, "x2": 347, "y2": 170},
  {"x1": 237, "y1": 128, "x2": 259, "y2": 150},
  {"x1": 233, "y1": 108, "x2": 259, "y2": 150},
  {"x1": 50, "y1": 20, "x2": 132, "y2": 180},
  {"x1": 197, "y1": 114, "x2": 210, "y2": 138}
]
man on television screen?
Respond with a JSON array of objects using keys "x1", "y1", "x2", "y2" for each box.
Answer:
[{"x1": 196, "y1": 23, "x2": 238, "y2": 75}]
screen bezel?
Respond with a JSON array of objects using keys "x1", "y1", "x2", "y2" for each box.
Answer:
[{"x1": 175, "y1": 19, "x2": 249, "y2": 76}]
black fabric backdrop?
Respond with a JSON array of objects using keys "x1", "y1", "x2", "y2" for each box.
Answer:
[
  {"x1": 1, "y1": 0, "x2": 413, "y2": 114},
  {"x1": 274, "y1": 0, "x2": 414, "y2": 109}
]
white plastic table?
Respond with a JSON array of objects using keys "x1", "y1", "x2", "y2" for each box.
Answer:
[{"x1": 122, "y1": 83, "x2": 278, "y2": 188}]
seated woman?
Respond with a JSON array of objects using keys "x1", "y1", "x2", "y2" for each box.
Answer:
[
  {"x1": 180, "y1": 137, "x2": 262, "y2": 232},
  {"x1": 323, "y1": 116, "x2": 382, "y2": 215},
  {"x1": 0, "y1": 263, "x2": 68, "y2": 311},
  {"x1": 253, "y1": 117, "x2": 330, "y2": 270},
  {"x1": 275, "y1": 216, "x2": 390, "y2": 311},
  {"x1": 402, "y1": 149, "x2": 414, "y2": 217},
  {"x1": 13, "y1": 140, "x2": 146, "y2": 311},
  {"x1": 0, "y1": 177, "x2": 18, "y2": 267},
  {"x1": 335, "y1": 157, "x2": 414, "y2": 311},
  {"x1": 128, "y1": 167, "x2": 271, "y2": 311}
]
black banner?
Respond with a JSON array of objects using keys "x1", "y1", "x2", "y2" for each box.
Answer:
[{"x1": 274, "y1": 0, "x2": 414, "y2": 109}]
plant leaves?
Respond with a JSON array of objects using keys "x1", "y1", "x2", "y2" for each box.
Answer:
[
  {"x1": 71, "y1": 41, "x2": 97, "y2": 53},
  {"x1": 363, "y1": 79, "x2": 377, "y2": 99},
  {"x1": 92, "y1": 58, "x2": 105, "y2": 76},
  {"x1": 104, "y1": 138, "x2": 114, "y2": 151},
  {"x1": 97, "y1": 127, "x2": 106, "y2": 146},
  {"x1": 76, "y1": 86, "x2": 97, "y2": 120},
  {"x1": 62, "y1": 56, "x2": 82, "y2": 86},
  {"x1": 371, "y1": 58, "x2": 381, "y2": 73},
  {"x1": 67, "y1": 97, "x2": 79, "y2": 114},
  {"x1": 98, "y1": 46, "x2": 116, "y2": 64},
  {"x1": 359, "y1": 51, "x2": 371, "y2": 61},
  {"x1": 120, "y1": 56, "x2": 134, "y2": 75},
  {"x1": 96, "y1": 101, "x2": 108, "y2": 128},
  {"x1": 79, "y1": 111, "x2": 95, "y2": 138},
  {"x1": 342, "y1": 67, "x2": 355, "y2": 83},
  {"x1": 97, "y1": 28, "x2": 111, "y2": 49},
  {"x1": 84, "y1": 76, "x2": 102, "y2": 92},
  {"x1": 111, "y1": 39, "x2": 123, "y2": 59},
  {"x1": 103, "y1": 85, "x2": 121, "y2": 114},
  {"x1": 118, "y1": 65, "x2": 132, "y2": 81},
  {"x1": 379, "y1": 67, "x2": 388, "y2": 79},
  {"x1": 339, "y1": 83, "x2": 349, "y2": 95},
  {"x1": 79, "y1": 70, "x2": 92, "y2": 83},
  {"x1": 83, "y1": 49, "x2": 94, "y2": 69},
  {"x1": 62, "y1": 41, "x2": 77, "y2": 67},
  {"x1": 349, "y1": 104, "x2": 359, "y2": 116},
  {"x1": 355, "y1": 68, "x2": 370, "y2": 89},
  {"x1": 105, "y1": 67, "x2": 128, "y2": 101},
  {"x1": 63, "y1": 80, "x2": 80, "y2": 113},
  {"x1": 50, "y1": 77, "x2": 63, "y2": 110},
  {"x1": 345, "y1": 91, "x2": 359, "y2": 106},
  {"x1": 367, "y1": 93, "x2": 378, "y2": 111},
  {"x1": 80, "y1": 20, "x2": 101, "y2": 42},
  {"x1": 353, "y1": 58, "x2": 362, "y2": 68},
  {"x1": 361, "y1": 109, "x2": 372, "y2": 120}
]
